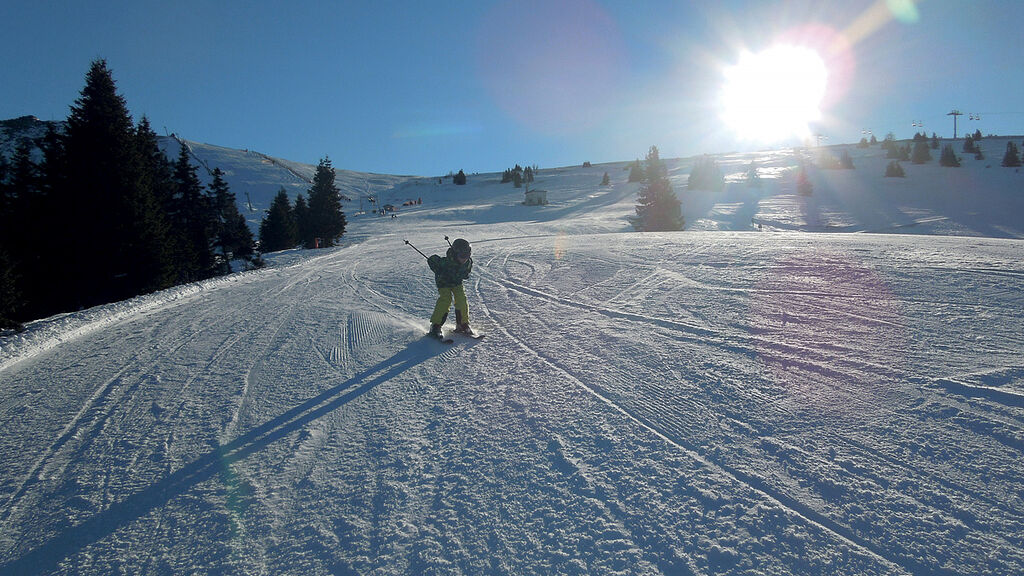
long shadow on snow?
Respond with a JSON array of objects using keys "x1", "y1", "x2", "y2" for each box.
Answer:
[{"x1": 2, "y1": 340, "x2": 443, "y2": 575}]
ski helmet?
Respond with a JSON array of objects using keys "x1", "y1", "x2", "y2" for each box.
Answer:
[{"x1": 452, "y1": 238, "x2": 471, "y2": 258}]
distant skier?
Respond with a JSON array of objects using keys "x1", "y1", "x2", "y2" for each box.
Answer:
[{"x1": 426, "y1": 238, "x2": 476, "y2": 339}]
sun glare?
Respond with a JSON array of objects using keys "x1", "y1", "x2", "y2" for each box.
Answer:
[{"x1": 720, "y1": 45, "x2": 828, "y2": 142}]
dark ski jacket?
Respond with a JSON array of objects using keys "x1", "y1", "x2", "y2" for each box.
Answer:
[{"x1": 428, "y1": 247, "x2": 473, "y2": 289}]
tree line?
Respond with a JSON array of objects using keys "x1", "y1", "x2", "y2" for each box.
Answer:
[
  {"x1": 258, "y1": 157, "x2": 347, "y2": 252},
  {"x1": 0, "y1": 60, "x2": 262, "y2": 329},
  {"x1": 0, "y1": 60, "x2": 345, "y2": 331}
]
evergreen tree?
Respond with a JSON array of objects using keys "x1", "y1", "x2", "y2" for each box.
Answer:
[
  {"x1": 939, "y1": 144, "x2": 961, "y2": 167},
  {"x1": 14, "y1": 125, "x2": 64, "y2": 320},
  {"x1": 0, "y1": 248, "x2": 22, "y2": 331},
  {"x1": 688, "y1": 155, "x2": 724, "y2": 191},
  {"x1": 170, "y1": 141, "x2": 216, "y2": 281},
  {"x1": 882, "y1": 133, "x2": 897, "y2": 156},
  {"x1": 0, "y1": 154, "x2": 24, "y2": 328},
  {"x1": 305, "y1": 157, "x2": 347, "y2": 247},
  {"x1": 293, "y1": 194, "x2": 310, "y2": 246},
  {"x1": 911, "y1": 140, "x2": 932, "y2": 164},
  {"x1": 627, "y1": 160, "x2": 644, "y2": 182},
  {"x1": 53, "y1": 59, "x2": 165, "y2": 308},
  {"x1": 259, "y1": 188, "x2": 297, "y2": 253},
  {"x1": 1002, "y1": 141, "x2": 1021, "y2": 167},
  {"x1": 633, "y1": 146, "x2": 683, "y2": 231},
  {"x1": 209, "y1": 168, "x2": 255, "y2": 269},
  {"x1": 131, "y1": 117, "x2": 176, "y2": 290},
  {"x1": 7, "y1": 140, "x2": 39, "y2": 249},
  {"x1": 885, "y1": 161, "x2": 905, "y2": 177}
]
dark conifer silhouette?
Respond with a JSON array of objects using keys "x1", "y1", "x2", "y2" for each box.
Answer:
[
  {"x1": 911, "y1": 140, "x2": 932, "y2": 164},
  {"x1": 171, "y1": 141, "x2": 216, "y2": 281},
  {"x1": 305, "y1": 157, "x2": 347, "y2": 247},
  {"x1": 209, "y1": 168, "x2": 256, "y2": 270},
  {"x1": 55, "y1": 59, "x2": 170, "y2": 307},
  {"x1": 939, "y1": 144, "x2": 960, "y2": 167},
  {"x1": 633, "y1": 146, "x2": 684, "y2": 231},
  {"x1": 259, "y1": 188, "x2": 298, "y2": 253},
  {"x1": 885, "y1": 160, "x2": 905, "y2": 177},
  {"x1": 1001, "y1": 141, "x2": 1021, "y2": 167}
]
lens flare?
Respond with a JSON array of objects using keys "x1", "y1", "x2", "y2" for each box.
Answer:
[
  {"x1": 720, "y1": 45, "x2": 828, "y2": 142},
  {"x1": 887, "y1": 0, "x2": 921, "y2": 23}
]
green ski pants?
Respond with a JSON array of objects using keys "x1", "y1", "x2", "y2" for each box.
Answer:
[{"x1": 430, "y1": 285, "x2": 469, "y2": 325}]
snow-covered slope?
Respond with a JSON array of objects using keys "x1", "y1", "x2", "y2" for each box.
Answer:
[
  {"x1": 153, "y1": 133, "x2": 1024, "y2": 239},
  {"x1": 154, "y1": 136, "x2": 419, "y2": 230},
  {"x1": 1, "y1": 135, "x2": 1023, "y2": 575}
]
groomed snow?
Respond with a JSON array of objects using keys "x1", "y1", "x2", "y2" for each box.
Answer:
[{"x1": 1, "y1": 142, "x2": 1023, "y2": 575}]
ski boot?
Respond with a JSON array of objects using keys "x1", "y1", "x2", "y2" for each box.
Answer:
[
  {"x1": 454, "y1": 310, "x2": 473, "y2": 336},
  {"x1": 427, "y1": 323, "x2": 444, "y2": 340}
]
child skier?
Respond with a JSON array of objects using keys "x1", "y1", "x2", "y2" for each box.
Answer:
[{"x1": 426, "y1": 238, "x2": 475, "y2": 339}]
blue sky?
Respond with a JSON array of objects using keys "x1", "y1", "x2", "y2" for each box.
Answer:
[{"x1": 3, "y1": 0, "x2": 1023, "y2": 176}]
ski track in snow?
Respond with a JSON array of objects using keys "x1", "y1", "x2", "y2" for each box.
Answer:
[
  {"x1": 1, "y1": 146, "x2": 1024, "y2": 574},
  {"x1": 473, "y1": 272, "x2": 914, "y2": 573}
]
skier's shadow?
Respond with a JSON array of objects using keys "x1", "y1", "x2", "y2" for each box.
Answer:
[{"x1": 1, "y1": 340, "x2": 441, "y2": 575}]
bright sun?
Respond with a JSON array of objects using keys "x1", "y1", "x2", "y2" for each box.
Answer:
[{"x1": 720, "y1": 45, "x2": 828, "y2": 142}]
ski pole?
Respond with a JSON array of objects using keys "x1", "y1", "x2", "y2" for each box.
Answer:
[{"x1": 404, "y1": 239, "x2": 428, "y2": 259}]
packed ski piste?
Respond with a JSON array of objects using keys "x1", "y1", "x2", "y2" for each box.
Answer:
[{"x1": 1, "y1": 143, "x2": 1023, "y2": 575}]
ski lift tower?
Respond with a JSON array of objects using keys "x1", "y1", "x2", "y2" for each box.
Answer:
[{"x1": 947, "y1": 109, "x2": 963, "y2": 139}]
